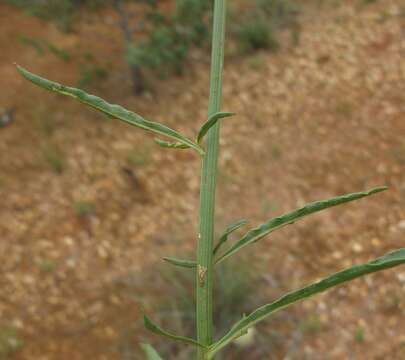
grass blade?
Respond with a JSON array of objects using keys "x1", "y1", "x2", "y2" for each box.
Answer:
[
  {"x1": 16, "y1": 66, "x2": 204, "y2": 156},
  {"x1": 216, "y1": 187, "x2": 387, "y2": 264},
  {"x1": 163, "y1": 257, "x2": 197, "y2": 269},
  {"x1": 209, "y1": 248, "x2": 405, "y2": 356},
  {"x1": 197, "y1": 111, "x2": 235, "y2": 144},
  {"x1": 213, "y1": 219, "x2": 249, "y2": 256},
  {"x1": 141, "y1": 343, "x2": 164, "y2": 360},
  {"x1": 144, "y1": 314, "x2": 205, "y2": 348}
]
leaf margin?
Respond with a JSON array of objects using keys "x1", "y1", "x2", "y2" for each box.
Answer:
[
  {"x1": 208, "y1": 248, "x2": 405, "y2": 356},
  {"x1": 163, "y1": 256, "x2": 197, "y2": 269},
  {"x1": 213, "y1": 219, "x2": 249, "y2": 256},
  {"x1": 16, "y1": 65, "x2": 204, "y2": 155},
  {"x1": 144, "y1": 314, "x2": 206, "y2": 348},
  {"x1": 197, "y1": 111, "x2": 235, "y2": 144},
  {"x1": 216, "y1": 187, "x2": 388, "y2": 264}
]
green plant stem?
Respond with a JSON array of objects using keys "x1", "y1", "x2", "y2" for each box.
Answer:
[{"x1": 196, "y1": 1, "x2": 227, "y2": 359}]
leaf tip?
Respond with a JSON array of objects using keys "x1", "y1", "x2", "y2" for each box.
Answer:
[
  {"x1": 369, "y1": 186, "x2": 388, "y2": 195},
  {"x1": 15, "y1": 65, "x2": 39, "y2": 85},
  {"x1": 15, "y1": 64, "x2": 25, "y2": 75},
  {"x1": 370, "y1": 248, "x2": 405, "y2": 266}
]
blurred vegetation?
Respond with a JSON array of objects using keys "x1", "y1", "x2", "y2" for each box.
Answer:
[
  {"x1": 232, "y1": 0, "x2": 299, "y2": 54},
  {"x1": 17, "y1": 34, "x2": 72, "y2": 62},
  {"x1": 355, "y1": 325, "x2": 366, "y2": 343},
  {"x1": 6, "y1": 0, "x2": 105, "y2": 32},
  {"x1": 127, "y1": 0, "x2": 210, "y2": 78},
  {"x1": 127, "y1": 145, "x2": 152, "y2": 166},
  {"x1": 124, "y1": 255, "x2": 274, "y2": 359},
  {"x1": 36, "y1": 257, "x2": 58, "y2": 273},
  {"x1": 73, "y1": 201, "x2": 96, "y2": 217},
  {"x1": 0, "y1": 326, "x2": 23, "y2": 358},
  {"x1": 42, "y1": 145, "x2": 66, "y2": 174},
  {"x1": 17, "y1": 34, "x2": 44, "y2": 55},
  {"x1": 77, "y1": 63, "x2": 108, "y2": 89},
  {"x1": 123, "y1": 0, "x2": 211, "y2": 93},
  {"x1": 8, "y1": 0, "x2": 300, "y2": 93}
]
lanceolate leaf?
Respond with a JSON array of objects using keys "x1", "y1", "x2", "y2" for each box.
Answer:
[
  {"x1": 197, "y1": 111, "x2": 235, "y2": 144},
  {"x1": 163, "y1": 256, "x2": 197, "y2": 269},
  {"x1": 144, "y1": 315, "x2": 205, "y2": 348},
  {"x1": 17, "y1": 66, "x2": 204, "y2": 156},
  {"x1": 213, "y1": 219, "x2": 249, "y2": 256},
  {"x1": 208, "y1": 248, "x2": 405, "y2": 357},
  {"x1": 154, "y1": 138, "x2": 191, "y2": 149},
  {"x1": 215, "y1": 187, "x2": 387, "y2": 264},
  {"x1": 141, "y1": 343, "x2": 164, "y2": 360}
]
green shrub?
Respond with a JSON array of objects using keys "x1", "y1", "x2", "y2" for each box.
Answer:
[
  {"x1": 174, "y1": 0, "x2": 211, "y2": 45},
  {"x1": 127, "y1": 30, "x2": 187, "y2": 79},
  {"x1": 256, "y1": 0, "x2": 298, "y2": 27},
  {"x1": 6, "y1": 0, "x2": 107, "y2": 32},
  {"x1": 17, "y1": 34, "x2": 44, "y2": 55},
  {"x1": 77, "y1": 64, "x2": 108, "y2": 89},
  {"x1": 235, "y1": 17, "x2": 279, "y2": 52},
  {"x1": 127, "y1": 0, "x2": 210, "y2": 80},
  {"x1": 233, "y1": 0, "x2": 299, "y2": 54},
  {"x1": 47, "y1": 44, "x2": 72, "y2": 62},
  {"x1": 17, "y1": 34, "x2": 71, "y2": 62},
  {"x1": 11, "y1": 0, "x2": 299, "y2": 92}
]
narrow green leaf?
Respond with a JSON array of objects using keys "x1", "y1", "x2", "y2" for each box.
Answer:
[
  {"x1": 213, "y1": 219, "x2": 249, "y2": 256},
  {"x1": 144, "y1": 315, "x2": 205, "y2": 348},
  {"x1": 209, "y1": 248, "x2": 405, "y2": 356},
  {"x1": 163, "y1": 256, "x2": 197, "y2": 269},
  {"x1": 16, "y1": 66, "x2": 204, "y2": 156},
  {"x1": 216, "y1": 187, "x2": 388, "y2": 264},
  {"x1": 154, "y1": 138, "x2": 191, "y2": 149},
  {"x1": 197, "y1": 111, "x2": 235, "y2": 144},
  {"x1": 141, "y1": 343, "x2": 164, "y2": 360}
]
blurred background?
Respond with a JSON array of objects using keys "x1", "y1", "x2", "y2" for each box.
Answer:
[{"x1": 1, "y1": 0, "x2": 405, "y2": 359}]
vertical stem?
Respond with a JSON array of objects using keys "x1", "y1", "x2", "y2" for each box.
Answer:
[{"x1": 197, "y1": 1, "x2": 227, "y2": 359}]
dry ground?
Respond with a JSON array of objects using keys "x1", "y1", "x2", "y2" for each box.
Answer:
[{"x1": 1, "y1": 0, "x2": 405, "y2": 359}]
